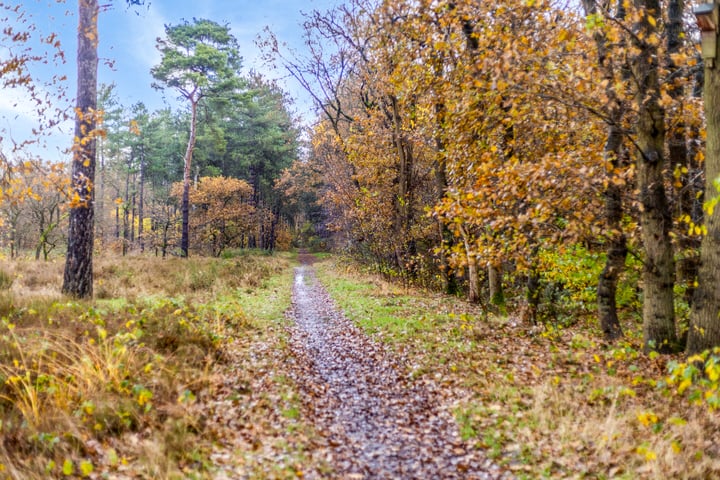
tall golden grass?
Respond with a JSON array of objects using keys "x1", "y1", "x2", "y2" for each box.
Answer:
[{"x1": 0, "y1": 251, "x2": 291, "y2": 479}]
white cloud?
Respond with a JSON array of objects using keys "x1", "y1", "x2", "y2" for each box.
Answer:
[{"x1": 109, "y1": 4, "x2": 167, "y2": 72}]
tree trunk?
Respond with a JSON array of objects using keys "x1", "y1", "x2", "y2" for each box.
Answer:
[
  {"x1": 687, "y1": 51, "x2": 720, "y2": 354},
  {"x1": 433, "y1": 95, "x2": 459, "y2": 295},
  {"x1": 633, "y1": 0, "x2": 676, "y2": 352},
  {"x1": 97, "y1": 135, "x2": 105, "y2": 241},
  {"x1": 583, "y1": 0, "x2": 627, "y2": 341},
  {"x1": 466, "y1": 255, "x2": 480, "y2": 304},
  {"x1": 35, "y1": 221, "x2": 44, "y2": 261},
  {"x1": 390, "y1": 94, "x2": 414, "y2": 274},
  {"x1": 459, "y1": 225, "x2": 480, "y2": 303},
  {"x1": 667, "y1": 0, "x2": 699, "y2": 309},
  {"x1": 436, "y1": 217, "x2": 458, "y2": 294},
  {"x1": 130, "y1": 169, "x2": 136, "y2": 244},
  {"x1": 527, "y1": 269, "x2": 541, "y2": 325},
  {"x1": 138, "y1": 145, "x2": 145, "y2": 252},
  {"x1": 62, "y1": 0, "x2": 98, "y2": 299},
  {"x1": 181, "y1": 99, "x2": 199, "y2": 257},
  {"x1": 681, "y1": 59, "x2": 706, "y2": 308},
  {"x1": 597, "y1": 174, "x2": 627, "y2": 341},
  {"x1": 488, "y1": 263, "x2": 504, "y2": 309},
  {"x1": 597, "y1": 89, "x2": 627, "y2": 342},
  {"x1": 123, "y1": 154, "x2": 131, "y2": 256},
  {"x1": 115, "y1": 202, "x2": 120, "y2": 239}
]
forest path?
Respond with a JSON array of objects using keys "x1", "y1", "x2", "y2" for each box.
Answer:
[{"x1": 285, "y1": 256, "x2": 508, "y2": 479}]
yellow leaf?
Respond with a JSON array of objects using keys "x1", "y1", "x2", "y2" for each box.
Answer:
[
  {"x1": 688, "y1": 354, "x2": 705, "y2": 364},
  {"x1": 678, "y1": 378, "x2": 692, "y2": 394},
  {"x1": 62, "y1": 459, "x2": 73, "y2": 476},
  {"x1": 636, "y1": 411, "x2": 658, "y2": 427},
  {"x1": 706, "y1": 364, "x2": 719, "y2": 382},
  {"x1": 80, "y1": 460, "x2": 93, "y2": 477}
]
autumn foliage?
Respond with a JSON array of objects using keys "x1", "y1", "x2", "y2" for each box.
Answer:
[
  {"x1": 171, "y1": 176, "x2": 254, "y2": 256},
  {"x1": 277, "y1": 0, "x2": 714, "y2": 350}
]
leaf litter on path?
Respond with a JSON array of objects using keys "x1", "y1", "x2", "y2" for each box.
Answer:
[{"x1": 285, "y1": 263, "x2": 511, "y2": 479}]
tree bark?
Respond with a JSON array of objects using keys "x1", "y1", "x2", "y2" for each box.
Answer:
[
  {"x1": 583, "y1": 0, "x2": 627, "y2": 342},
  {"x1": 687, "y1": 49, "x2": 720, "y2": 354},
  {"x1": 138, "y1": 145, "x2": 145, "y2": 252},
  {"x1": 433, "y1": 98, "x2": 459, "y2": 295},
  {"x1": 459, "y1": 225, "x2": 480, "y2": 303},
  {"x1": 181, "y1": 99, "x2": 199, "y2": 257},
  {"x1": 632, "y1": 0, "x2": 676, "y2": 352},
  {"x1": 597, "y1": 171, "x2": 627, "y2": 341},
  {"x1": 488, "y1": 263, "x2": 504, "y2": 309},
  {"x1": 390, "y1": 94, "x2": 414, "y2": 275},
  {"x1": 667, "y1": 0, "x2": 700, "y2": 309},
  {"x1": 62, "y1": 0, "x2": 98, "y2": 298},
  {"x1": 123, "y1": 153, "x2": 131, "y2": 256}
]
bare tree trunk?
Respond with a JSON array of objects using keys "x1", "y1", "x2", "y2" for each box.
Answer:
[
  {"x1": 97, "y1": 135, "x2": 105, "y2": 241},
  {"x1": 123, "y1": 155, "x2": 131, "y2": 256},
  {"x1": 687, "y1": 47, "x2": 720, "y2": 354},
  {"x1": 138, "y1": 145, "x2": 145, "y2": 252},
  {"x1": 115, "y1": 200, "x2": 120, "y2": 240},
  {"x1": 583, "y1": 0, "x2": 627, "y2": 341},
  {"x1": 598, "y1": 169, "x2": 627, "y2": 341},
  {"x1": 390, "y1": 95, "x2": 414, "y2": 275},
  {"x1": 181, "y1": 99, "x2": 199, "y2": 257},
  {"x1": 459, "y1": 225, "x2": 480, "y2": 303},
  {"x1": 633, "y1": 0, "x2": 676, "y2": 352},
  {"x1": 667, "y1": 0, "x2": 699, "y2": 311},
  {"x1": 488, "y1": 263, "x2": 504, "y2": 309},
  {"x1": 130, "y1": 169, "x2": 136, "y2": 244},
  {"x1": 433, "y1": 96, "x2": 459, "y2": 295},
  {"x1": 62, "y1": 0, "x2": 98, "y2": 298},
  {"x1": 436, "y1": 217, "x2": 458, "y2": 294}
]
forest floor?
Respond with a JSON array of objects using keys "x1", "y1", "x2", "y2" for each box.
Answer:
[
  {"x1": 282, "y1": 257, "x2": 506, "y2": 478},
  {"x1": 1, "y1": 251, "x2": 719, "y2": 479}
]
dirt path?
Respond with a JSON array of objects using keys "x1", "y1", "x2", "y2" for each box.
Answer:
[{"x1": 286, "y1": 260, "x2": 509, "y2": 479}]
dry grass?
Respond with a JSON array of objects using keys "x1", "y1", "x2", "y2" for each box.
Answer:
[{"x1": 0, "y1": 251, "x2": 294, "y2": 479}]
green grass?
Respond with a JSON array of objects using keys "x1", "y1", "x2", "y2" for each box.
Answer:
[
  {"x1": 314, "y1": 261, "x2": 472, "y2": 347},
  {"x1": 311, "y1": 256, "x2": 720, "y2": 479},
  {"x1": 235, "y1": 257, "x2": 295, "y2": 326}
]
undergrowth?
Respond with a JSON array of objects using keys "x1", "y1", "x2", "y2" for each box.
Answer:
[
  {"x1": 314, "y1": 257, "x2": 720, "y2": 480},
  {"x1": 0, "y1": 252, "x2": 307, "y2": 479}
]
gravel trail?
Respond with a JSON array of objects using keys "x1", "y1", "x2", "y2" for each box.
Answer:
[{"x1": 286, "y1": 261, "x2": 510, "y2": 479}]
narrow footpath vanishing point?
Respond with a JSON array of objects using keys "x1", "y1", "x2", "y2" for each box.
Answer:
[{"x1": 286, "y1": 258, "x2": 510, "y2": 479}]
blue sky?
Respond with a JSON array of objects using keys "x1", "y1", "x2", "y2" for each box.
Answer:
[{"x1": 1, "y1": 0, "x2": 338, "y2": 159}]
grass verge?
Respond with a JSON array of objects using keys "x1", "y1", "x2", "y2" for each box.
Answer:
[
  {"x1": 0, "y1": 252, "x2": 319, "y2": 479},
  {"x1": 314, "y1": 257, "x2": 720, "y2": 480}
]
